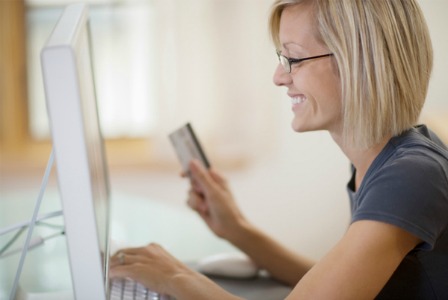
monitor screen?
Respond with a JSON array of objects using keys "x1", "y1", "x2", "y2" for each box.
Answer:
[
  {"x1": 76, "y1": 14, "x2": 110, "y2": 265},
  {"x1": 42, "y1": 3, "x2": 111, "y2": 299}
]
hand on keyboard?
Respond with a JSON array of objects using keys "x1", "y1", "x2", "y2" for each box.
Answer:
[{"x1": 110, "y1": 278, "x2": 173, "y2": 300}]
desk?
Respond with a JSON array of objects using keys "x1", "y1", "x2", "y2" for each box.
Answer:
[{"x1": 0, "y1": 188, "x2": 291, "y2": 299}]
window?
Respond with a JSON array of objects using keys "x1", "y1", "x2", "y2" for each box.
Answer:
[
  {"x1": 1, "y1": 0, "x2": 161, "y2": 168},
  {"x1": 27, "y1": 1, "x2": 156, "y2": 139}
]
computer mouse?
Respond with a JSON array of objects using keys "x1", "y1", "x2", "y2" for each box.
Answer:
[{"x1": 197, "y1": 252, "x2": 259, "y2": 279}]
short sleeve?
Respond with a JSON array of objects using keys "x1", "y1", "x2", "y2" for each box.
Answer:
[{"x1": 352, "y1": 152, "x2": 448, "y2": 250}]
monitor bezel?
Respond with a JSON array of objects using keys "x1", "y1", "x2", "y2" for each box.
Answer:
[{"x1": 41, "y1": 3, "x2": 111, "y2": 299}]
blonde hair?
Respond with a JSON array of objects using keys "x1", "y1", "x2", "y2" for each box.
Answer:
[{"x1": 270, "y1": 0, "x2": 433, "y2": 148}]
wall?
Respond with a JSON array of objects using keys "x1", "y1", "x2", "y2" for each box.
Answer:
[{"x1": 419, "y1": 0, "x2": 448, "y2": 111}]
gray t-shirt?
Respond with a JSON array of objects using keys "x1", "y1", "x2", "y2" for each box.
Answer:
[{"x1": 347, "y1": 125, "x2": 448, "y2": 299}]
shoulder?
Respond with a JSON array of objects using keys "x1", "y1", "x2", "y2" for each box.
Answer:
[
  {"x1": 389, "y1": 125, "x2": 448, "y2": 163},
  {"x1": 369, "y1": 125, "x2": 448, "y2": 188},
  {"x1": 352, "y1": 126, "x2": 448, "y2": 249}
]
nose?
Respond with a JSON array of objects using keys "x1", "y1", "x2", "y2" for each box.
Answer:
[{"x1": 273, "y1": 64, "x2": 291, "y2": 87}]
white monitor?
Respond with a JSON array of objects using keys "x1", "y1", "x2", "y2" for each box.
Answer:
[{"x1": 41, "y1": 3, "x2": 111, "y2": 299}]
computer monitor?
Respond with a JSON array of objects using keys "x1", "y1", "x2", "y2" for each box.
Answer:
[{"x1": 41, "y1": 3, "x2": 111, "y2": 299}]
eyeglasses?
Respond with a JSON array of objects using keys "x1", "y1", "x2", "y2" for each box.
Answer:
[{"x1": 276, "y1": 51, "x2": 333, "y2": 73}]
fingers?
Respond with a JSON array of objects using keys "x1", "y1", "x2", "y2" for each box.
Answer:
[
  {"x1": 189, "y1": 160, "x2": 217, "y2": 190},
  {"x1": 109, "y1": 264, "x2": 136, "y2": 279},
  {"x1": 209, "y1": 168, "x2": 228, "y2": 188},
  {"x1": 111, "y1": 246, "x2": 146, "y2": 258},
  {"x1": 110, "y1": 244, "x2": 164, "y2": 270},
  {"x1": 186, "y1": 189, "x2": 197, "y2": 210},
  {"x1": 110, "y1": 244, "x2": 161, "y2": 266},
  {"x1": 190, "y1": 177, "x2": 203, "y2": 194},
  {"x1": 110, "y1": 250, "x2": 141, "y2": 267},
  {"x1": 116, "y1": 253, "x2": 148, "y2": 266},
  {"x1": 109, "y1": 263, "x2": 152, "y2": 288},
  {"x1": 187, "y1": 189, "x2": 208, "y2": 215}
]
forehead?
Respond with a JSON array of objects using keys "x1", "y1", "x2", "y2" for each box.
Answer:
[{"x1": 278, "y1": 3, "x2": 321, "y2": 52}]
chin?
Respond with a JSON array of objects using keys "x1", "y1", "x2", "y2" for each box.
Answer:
[
  {"x1": 291, "y1": 121, "x2": 312, "y2": 132},
  {"x1": 291, "y1": 119, "x2": 323, "y2": 133},
  {"x1": 291, "y1": 122, "x2": 309, "y2": 133}
]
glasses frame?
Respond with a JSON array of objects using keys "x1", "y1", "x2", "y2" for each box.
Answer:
[{"x1": 276, "y1": 51, "x2": 333, "y2": 73}]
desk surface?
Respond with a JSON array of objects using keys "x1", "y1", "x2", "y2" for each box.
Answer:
[{"x1": 0, "y1": 187, "x2": 291, "y2": 299}]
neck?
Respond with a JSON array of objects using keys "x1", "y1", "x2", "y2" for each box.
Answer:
[{"x1": 330, "y1": 132, "x2": 391, "y2": 190}]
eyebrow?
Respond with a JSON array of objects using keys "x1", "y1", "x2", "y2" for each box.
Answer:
[{"x1": 281, "y1": 42, "x2": 307, "y2": 52}]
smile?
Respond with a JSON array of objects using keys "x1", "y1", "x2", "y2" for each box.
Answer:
[{"x1": 291, "y1": 95, "x2": 306, "y2": 105}]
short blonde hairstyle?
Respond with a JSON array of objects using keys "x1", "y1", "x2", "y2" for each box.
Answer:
[{"x1": 270, "y1": 0, "x2": 433, "y2": 148}]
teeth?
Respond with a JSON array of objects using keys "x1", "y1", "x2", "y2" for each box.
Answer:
[{"x1": 291, "y1": 96, "x2": 306, "y2": 105}]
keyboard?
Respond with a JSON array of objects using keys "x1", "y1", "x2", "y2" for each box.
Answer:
[{"x1": 110, "y1": 278, "x2": 172, "y2": 300}]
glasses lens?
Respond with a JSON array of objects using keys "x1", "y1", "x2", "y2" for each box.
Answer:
[{"x1": 279, "y1": 55, "x2": 290, "y2": 73}]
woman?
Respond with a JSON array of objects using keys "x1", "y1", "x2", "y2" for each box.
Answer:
[{"x1": 110, "y1": 0, "x2": 448, "y2": 299}]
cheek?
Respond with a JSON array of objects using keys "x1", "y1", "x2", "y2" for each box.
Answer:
[
  {"x1": 327, "y1": 75, "x2": 342, "y2": 113},
  {"x1": 315, "y1": 62, "x2": 341, "y2": 106},
  {"x1": 319, "y1": 76, "x2": 341, "y2": 110},
  {"x1": 299, "y1": 70, "x2": 342, "y2": 113}
]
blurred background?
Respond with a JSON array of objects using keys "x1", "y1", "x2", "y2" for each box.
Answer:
[{"x1": 1, "y1": 0, "x2": 447, "y2": 263}]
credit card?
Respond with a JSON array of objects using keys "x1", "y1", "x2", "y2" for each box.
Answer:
[{"x1": 169, "y1": 123, "x2": 210, "y2": 174}]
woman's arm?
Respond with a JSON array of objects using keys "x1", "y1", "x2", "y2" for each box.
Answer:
[
  {"x1": 228, "y1": 220, "x2": 315, "y2": 285},
  {"x1": 287, "y1": 220, "x2": 421, "y2": 299},
  {"x1": 187, "y1": 160, "x2": 314, "y2": 285}
]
